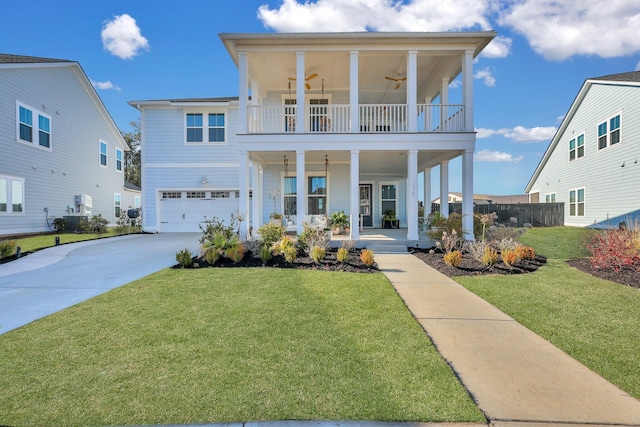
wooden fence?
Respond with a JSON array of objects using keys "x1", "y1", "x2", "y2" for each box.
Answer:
[{"x1": 430, "y1": 203, "x2": 564, "y2": 227}]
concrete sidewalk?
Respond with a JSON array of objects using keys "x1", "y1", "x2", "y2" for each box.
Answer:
[{"x1": 376, "y1": 253, "x2": 640, "y2": 427}]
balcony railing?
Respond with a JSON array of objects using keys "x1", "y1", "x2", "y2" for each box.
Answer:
[{"x1": 246, "y1": 104, "x2": 466, "y2": 134}]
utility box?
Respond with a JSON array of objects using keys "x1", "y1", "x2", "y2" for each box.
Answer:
[{"x1": 75, "y1": 194, "x2": 92, "y2": 216}]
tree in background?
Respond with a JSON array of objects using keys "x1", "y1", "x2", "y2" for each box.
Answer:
[{"x1": 122, "y1": 120, "x2": 141, "y2": 188}]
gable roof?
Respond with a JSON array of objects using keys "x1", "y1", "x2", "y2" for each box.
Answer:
[
  {"x1": 524, "y1": 71, "x2": 640, "y2": 193},
  {"x1": 1, "y1": 53, "x2": 128, "y2": 151}
]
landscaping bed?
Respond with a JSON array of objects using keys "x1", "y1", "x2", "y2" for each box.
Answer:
[{"x1": 566, "y1": 258, "x2": 640, "y2": 289}]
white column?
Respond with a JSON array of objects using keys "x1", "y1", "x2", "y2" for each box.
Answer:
[
  {"x1": 350, "y1": 51, "x2": 359, "y2": 133},
  {"x1": 407, "y1": 50, "x2": 418, "y2": 132},
  {"x1": 423, "y1": 167, "x2": 431, "y2": 216},
  {"x1": 462, "y1": 150, "x2": 474, "y2": 240},
  {"x1": 251, "y1": 162, "x2": 262, "y2": 238},
  {"x1": 296, "y1": 52, "x2": 305, "y2": 134},
  {"x1": 238, "y1": 52, "x2": 248, "y2": 134},
  {"x1": 407, "y1": 150, "x2": 419, "y2": 240},
  {"x1": 350, "y1": 150, "x2": 360, "y2": 240},
  {"x1": 462, "y1": 49, "x2": 474, "y2": 131},
  {"x1": 238, "y1": 151, "x2": 249, "y2": 238},
  {"x1": 296, "y1": 150, "x2": 306, "y2": 234},
  {"x1": 439, "y1": 160, "x2": 449, "y2": 217}
]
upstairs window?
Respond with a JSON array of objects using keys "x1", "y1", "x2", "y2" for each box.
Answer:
[
  {"x1": 99, "y1": 141, "x2": 107, "y2": 167},
  {"x1": 569, "y1": 134, "x2": 584, "y2": 161},
  {"x1": 598, "y1": 113, "x2": 621, "y2": 150},
  {"x1": 115, "y1": 147, "x2": 123, "y2": 172},
  {"x1": 186, "y1": 113, "x2": 203, "y2": 143},
  {"x1": 208, "y1": 113, "x2": 225, "y2": 142},
  {"x1": 17, "y1": 102, "x2": 51, "y2": 150}
]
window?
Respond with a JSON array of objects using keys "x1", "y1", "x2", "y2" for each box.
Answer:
[
  {"x1": 208, "y1": 113, "x2": 225, "y2": 142},
  {"x1": 115, "y1": 148, "x2": 123, "y2": 172},
  {"x1": 569, "y1": 134, "x2": 584, "y2": 161},
  {"x1": 545, "y1": 193, "x2": 556, "y2": 203},
  {"x1": 307, "y1": 176, "x2": 327, "y2": 215},
  {"x1": 186, "y1": 113, "x2": 203, "y2": 143},
  {"x1": 1, "y1": 176, "x2": 25, "y2": 214},
  {"x1": 283, "y1": 176, "x2": 297, "y2": 216},
  {"x1": 569, "y1": 188, "x2": 585, "y2": 217},
  {"x1": 187, "y1": 191, "x2": 206, "y2": 198},
  {"x1": 114, "y1": 193, "x2": 121, "y2": 218},
  {"x1": 211, "y1": 191, "x2": 230, "y2": 198},
  {"x1": 598, "y1": 113, "x2": 621, "y2": 150},
  {"x1": 161, "y1": 191, "x2": 182, "y2": 199},
  {"x1": 99, "y1": 141, "x2": 107, "y2": 167},
  {"x1": 16, "y1": 102, "x2": 51, "y2": 149},
  {"x1": 134, "y1": 196, "x2": 141, "y2": 208},
  {"x1": 381, "y1": 183, "x2": 397, "y2": 217}
]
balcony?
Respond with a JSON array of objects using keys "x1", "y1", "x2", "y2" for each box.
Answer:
[{"x1": 246, "y1": 103, "x2": 467, "y2": 134}]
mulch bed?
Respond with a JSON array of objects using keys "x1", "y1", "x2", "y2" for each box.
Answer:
[
  {"x1": 176, "y1": 248, "x2": 379, "y2": 273},
  {"x1": 566, "y1": 258, "x2": 640, "y2": 289}
]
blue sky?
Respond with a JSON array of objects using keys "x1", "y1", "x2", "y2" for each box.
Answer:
[{"x1": 2, "y1": 0, "x2": 640, "y2": 196}]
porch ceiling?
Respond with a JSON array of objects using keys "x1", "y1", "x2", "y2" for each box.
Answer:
[{"x1": 249, "y1": 149, "x2": 463, "y2": 175}]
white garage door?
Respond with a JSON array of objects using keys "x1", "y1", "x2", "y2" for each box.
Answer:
[{"x1": 159, "y1": 190, "x2": 239, "y2": 232}]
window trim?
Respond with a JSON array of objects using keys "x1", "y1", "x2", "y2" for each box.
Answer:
[
  {"x1": 207, "y1": 113, "x2": 226, "y2": 144},
  {"x1": 597, "y1": 112, "x2": 622, "y2": 150},
  {"x1": 545, "y1": 192, "x2": 556, "y2": 203},
  {"x1": 569, "y1": 133, "x2": 585, "y2": 161},
  {"x1": 114, "y1": 193, "x2": 121, "y2": 218},
  {"x1": 99, "y1": 140, "x2": 108, "y2": 168},
  {"x1": 184, "y1": 111, "x2": 228, "y2": 145},
  {"x1": 115, "y1": 147, "x2": 123, "y2": 172},
  {"x1": 0, "y1": 175, "x2": 25, "y2": 215},
  {"x1": 16, "y1": 101, "x2": 52, "y2": 151},
  {"x1": 568, "y1": 187, "x2": 585, "y2": 217},
  {"x1": 306, "y1": 173, "x2": 329, "y2": 215},
  {"x1": 282, "y1": 174, "x2": 297, "y2": 218},
  {"x1": 380, "y1": 181, "x2": 399, "y2": 220}
]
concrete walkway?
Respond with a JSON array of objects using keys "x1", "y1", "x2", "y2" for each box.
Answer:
[{"x1": 375, "y1": 253, "x2": 640, "y2": 426}]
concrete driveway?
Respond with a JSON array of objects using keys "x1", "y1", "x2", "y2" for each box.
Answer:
[{"x1": 0, "y1": 233, "x2": 201, "y2": 334}]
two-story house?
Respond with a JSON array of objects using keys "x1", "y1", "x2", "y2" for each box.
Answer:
[
  {"x1": 131, "y1": 31, "x2": 496, "y2": 241},
  {"x1": 0, "y1": 54, "x2": 131, "y2": 236},
  {"x1": 526, "y1": 71, "x2": 640, "y2": 227}
]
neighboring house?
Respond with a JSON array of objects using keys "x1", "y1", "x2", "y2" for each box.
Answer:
[
  {"x1": 123, "y1": 181, "x2": 142, "y2": 214},
  {"x1": 130, "y1": 31, "x2": 496, "y2": 240},
  {"x1": 432, "y1": 192, "x2": 529, "y2": 205},
  {"x1": 0, "y1": 54, "x2": 129, "y2": 236},
  {"x1": 526, "y1": 71, "x2": 640, "y2": 227}
]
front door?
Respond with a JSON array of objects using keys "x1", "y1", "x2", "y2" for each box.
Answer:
[{"x1": 359, "y1": 184, "x2": 372, "y2": 227}]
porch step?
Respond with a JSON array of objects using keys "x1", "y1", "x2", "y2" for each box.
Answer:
[{"x1": 365, "y1": 244, "x2": 408, "y2": 254}]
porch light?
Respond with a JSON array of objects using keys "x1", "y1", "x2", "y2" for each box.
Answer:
[{"x1": 201, "y1": 175, "x2": 208, "y2": 184}]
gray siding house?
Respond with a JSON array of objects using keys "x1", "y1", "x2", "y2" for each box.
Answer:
[
  {"x1": 130, "y1": 32, "x2": 496, "y2": 240},
  {"x1": 0, "y1": 54, "x2": 129, "y2": 236},
  {"x1": 526, "y1": 71, "x2": 640, "y2": 227}
]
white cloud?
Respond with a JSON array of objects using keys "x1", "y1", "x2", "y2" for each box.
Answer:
[
  {"x1": 476, "y1": 125, "x2": 556, "y2": 142},
  {"x1": 474, "y1": 67, "x2": 496, "y2": 87},
  {"x1": 258, "y1": 0, "x2": 494, "y2": 32},
  {"x1": 481, "y1": 35, "x2": 512, "y2": 58},
  {"x1": 475, "y1": 149, "x2": 524, "y2": 163},
  {"x1": 91, "y1": 80, "x2": 121, "y2": 91},
  {"x1": 498, "y1": 0, "x2": 640, "y2": 60},
  {"x1": 101, "y1": 14, "x2": 149, "y2": 59}
]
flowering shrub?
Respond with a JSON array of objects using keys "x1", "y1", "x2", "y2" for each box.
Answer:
[
  {"x1": 481, "y1": 247, "x2": 499, "y2": 267},
  {"x1": 501, "y1": 248, "x2": 520, "y2": 267},
  {"x1": 515, "y1": 245, "x2": 536, "y2": 260},
  {"x1": 443, "y1": 250, "x2": 462, "y2": 267},
  {"x1": 586, "y1": 229, "x2": 640, "y2": 272}
]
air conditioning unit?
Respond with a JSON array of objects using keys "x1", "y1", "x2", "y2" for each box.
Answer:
[{"x1": 75, "y1": 194, "x2": 92, "y2": 216}]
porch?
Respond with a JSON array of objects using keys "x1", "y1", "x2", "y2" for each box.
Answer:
[{"x1": 330, "y1": 227, "x2": 435, "y2": 251}]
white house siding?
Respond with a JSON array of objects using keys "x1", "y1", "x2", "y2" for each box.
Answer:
[
  {"x1": 529, "y1": 83, "x2": 640, "y2": 227},
  {"x1": 140, "y1": 105, "x2": 244, "y2": 232},
  {"x1": 0, "y1": 64, "x2": 127, "y2": 235}
]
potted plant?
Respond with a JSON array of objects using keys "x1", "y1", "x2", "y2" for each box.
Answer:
[
  {"x1": 330, "y1": 210, "x2": 349, "y2": 234},
  {"x1": 382, "y1": 210, "x2": 399, "y2": 229},
  {"x1": 270, "y1": 212, "x2": 283, "y2": 225}
]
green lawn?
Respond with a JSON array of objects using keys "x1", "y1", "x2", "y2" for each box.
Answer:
[
  {"x1": 3, "y1": 229, "x2": 131, "y2": 255},
  {"x1": 455, "y1": 226, "x2": 640, "y2": 399},
  {"x1": 0, "y1": 269, "x2": 483, "y2": 426}
]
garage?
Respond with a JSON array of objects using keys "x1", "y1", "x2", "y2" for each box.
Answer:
[{"x1": 159, "y1": 190, "x2": 239, "y2": 232}]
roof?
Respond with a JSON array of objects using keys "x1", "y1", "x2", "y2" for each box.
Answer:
[
  {"x1": 0, "y1": 53, "x2": 73, "y2": 64},
  {"x1": 128, "y1": 97, "x2": 241, "y2": 109},
  {"x1": 124, "y1": 181, "x2": 141, "y2": 191},
  {"x1": 525, "y1": 70, "x2": 640, "y2": 193}
]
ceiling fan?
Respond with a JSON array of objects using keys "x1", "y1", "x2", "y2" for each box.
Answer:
[
  {"x1": 385, "y1": 76, "x2": 407, "y2": 89},
  {"x1": 288, "y1": 73, "x2": 319, "y2": 90}
]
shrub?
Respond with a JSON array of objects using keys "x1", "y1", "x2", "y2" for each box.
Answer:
[
  {"x1": 282, "y1": 245, "x2": 297, "y2": 263},
  {"x1": 258, "y1": 223, "x2": 286, "y2": 248},
  {"x1": 476, "y1": 212, "x2": 498, "y2": 241},
  {"x1": 481, "y1": 246, "x2": 499, "y2": 267},
  {"x1": 441, "y1": 229, "x2": 460, "y2": 253},
  {"x1": 200, "y1": 233, "x2": 227, "y2": 264},
  {"x1": 225, "y1": 237, "x2": 246, "y2": 263},
  {"x1": 175, "y1": 248, "x2": 193, "y2": 268},
  {"x1": 465, "y1": 240, "x2": 488, "y2": 262},
  {"x1": 360, "y1": 249, "x2": 375, "y2": 267},
  {"x1": 336, "y1": 247, "x2": 349, "y2": 263},
  {"x1": 443, "y1": 250, "x2": 462, "y2": 267},
  {"x1": 498, "y1": 237, "x2": 518, "y2": 253},
  {"x1": 272, "y1": 236, "x2": 297, "y2": 263},
  {"x1": 515, "y1": 245, "x2": 536, "y2": 260},
  {"x1": 199, "y1": 216, "x2": 236, "y2": 244},
  {"x1": 586, "y1": 229, "x2": 640, "y2": 272},
  {"x1": 52, "y1": 217, "x2": 65, "y2": 233},
  {"x1": 501, "y1": 248, "x2": 520, "y2": 267},
  {"x1": 80, "y1": 214, "x2": 109, "y2": 234},
  {"x1": 0, "y1": 240, "x2": 17, "y2": 259},
  {"x1": 310, "y1": 245, "x2": 326, "y2": 263},
  {"x1": 259, "y1": 244, "x2": 272, "y2": 266},
  {"x1": 298, "y1": 224, "x2": 329, "y2": 255}
]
